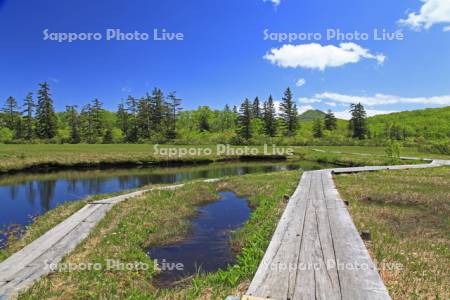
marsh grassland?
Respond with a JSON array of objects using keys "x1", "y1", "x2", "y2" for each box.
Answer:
[
  {"x1": 16, "y1": 171, "x2": 299, "y2": 299},
  {"x1": 0, "y1": 144, "x2": 441, "y2": 174},
  {"x1": 335, "y1": 167, "x2": 450, "y2": 299}
]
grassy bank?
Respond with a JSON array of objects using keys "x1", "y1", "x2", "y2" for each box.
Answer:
[
  {"x1": 334, "y1": 167, "x2": 450, "y2": 299},
  {"x1": 14, "y1": 171, "x2": 299, "y2": 299},
  {"x1": 0, "y1": 144, "x2": 436, "y2": 174},
  {"x1": 306, "y1": 145, "x2": 450, "y2": 159},
  {"x1": 0, "y1": 144, "x2": 300, "y2": 174},
  {"x1": 0, "y1": 187, "x2": 165, "y2": 263}
]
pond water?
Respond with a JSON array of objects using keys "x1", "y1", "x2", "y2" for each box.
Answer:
[
  {"x1": 0, "y1": 160, "x2": 329, "y2": 247},
  {"x1": 147, "y1": 191, "x2": 251, "y2": 286}
]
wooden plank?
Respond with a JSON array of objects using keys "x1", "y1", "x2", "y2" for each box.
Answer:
[
  {"x1": 290, "y1": 171, "x2": 341, "y2": 300},
  {"x1": 324, "y1": 171, "x2": 390, "y2": 299},
  {"x1": 247, "y1": 159, "x2": 450, "y2": 299},
  {"x1": 246, "y1": 173, "x2": 311, "y2": 298},
  {"x1": 0, "y1": 203, "x2": 100, "y2": 281},
  {"x1": 0, "y1": 180, "x2": 218, "y2": 299}
]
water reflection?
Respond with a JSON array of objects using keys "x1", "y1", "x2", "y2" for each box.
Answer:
[
  {"x1": 148, "y1": 191, "x2": 251, "y2": 286},
  {"x1": 0, "y1": 161, "x2": 329, "y2": 246}
]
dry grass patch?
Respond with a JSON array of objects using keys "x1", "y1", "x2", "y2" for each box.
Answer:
[{"x1": 335, "y1": 167, "x2": 450, "y2": 299}]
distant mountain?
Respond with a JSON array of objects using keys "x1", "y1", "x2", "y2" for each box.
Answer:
[{"x1": 298, "y1": 109, "x2": 326, "y2": 121}]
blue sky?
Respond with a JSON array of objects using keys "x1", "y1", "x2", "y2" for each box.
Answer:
[{"x1": 0, "y1": 0, "x2": 449, "y2": 118}]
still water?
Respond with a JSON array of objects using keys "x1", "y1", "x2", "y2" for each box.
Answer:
[
  {"x1": 148, "y1": 191, "x2": 251, "y2": 286},
  {"x1": 0, "y1": 160, "x2": 328, "y2": 246}
]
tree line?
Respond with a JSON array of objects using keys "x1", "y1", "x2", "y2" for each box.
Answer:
[{"x1": 0, "y1": 83, "x2": 369, "y2": 144}]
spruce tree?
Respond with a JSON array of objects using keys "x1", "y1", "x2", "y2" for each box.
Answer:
[
  {"x1": 35, "y1": 82, "x2": 57, "y2": 139},
  {"x1": 150, "y1": 88, "x2": 165, "y2": 132},
  {"x1": 313, "y1": 118, "x2": 323, "y2": 138},
  {"x1": 349, "y1": 103, "x2": 368, "y2": 139},
  {"x1": 324, "y1": 110, "x2": 337, "y2": 131},
  {"x1": 116, "y1": 102, "x2": 129, "y2": 139},
  {"x1": 80, "y1": 104, "x2": 94, "y2": 143},
  {"x1": 252, "y1": 97, "x2": 261, "y2": 119},
  {"x1": 263, "y1": 95, "x2": 277, "y2": 137},
  {"x1": 65, "y1": 105, "x2": 80, "y2": 144},
  {"x1": 23, "y1": 93, "x2": 35, "y2": 140},
  {"x1": 2, "y1": 96, "x2": 19, "y2": 130},
  {"x1": 137, "y1": 94, "x2": 152, "y2": 139},
  {"x1": 280, "y1": 87, "x2": 298, "y2": 136},
  {"x1": 125, "y1": 96, "x2": 139, "y2": 142},
  {"x1": 166, "y1": 92, "x2": 182, "y2": 139},
  {"x1": 238, "y1": 98, "x2": 252, "y2": 140},
  {"x1": 91, "y1": 98, "x2": 104, "y2": 137}
]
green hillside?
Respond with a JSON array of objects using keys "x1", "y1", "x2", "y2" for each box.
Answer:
[
  {"x1": 298, "y1": 109, "x2": 326, "y2": 121},
  {"x1": 367, "y1": 106, "x2": 450, "y2": 140}
]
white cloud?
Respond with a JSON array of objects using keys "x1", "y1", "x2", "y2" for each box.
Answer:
[
  {"x1": 313, "y1": 92, "x2": 450, "y2": 106},
  {"x1": 263, "y1": 0, "x2": 281, "y2": 7},
  {"x1": 444, "y1": 26, "x2": 450, "y2": 31},
  {"x1": 399, "y1": 0, "x2": 450, "y2": 31},
  {"x1": 273, "y1": 100, "x2": 281, "y2": 114},
  {"x1": 334, "y1": 109, "x2": 398, "y2": 120},
  {"x1": 325, "y1": 102, "x2": 336, "y2": 107},
  {"x1": 299, "y1": 97, "x2": 321, "y2": 104},
  {"x1": 263, "y1": 43, "x2": 385, "y2": 71},
  {"x1": 298, "y1": 105, "x2": 314, "y2": 114},
  {"x1": 296, "y1": 78, "x2": 306, "y2": 87}
]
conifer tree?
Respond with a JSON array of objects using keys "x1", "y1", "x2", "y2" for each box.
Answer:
[
  {"x1": 116, "y1": 102, "x2": 129, "y2": 139},
  {"x1": 125, "y1": 96, "x2": 139, "y2": 142},
  {"x1": 349, "y1": 103, "x2": 368, "y2": 139},
  {"x1": 166, "y1": 91, "x2": 182, "y2": 139},
  {"x1": 324, "y1": 110, "x2": 337, "y2": 131},
  {"x1": 238, "y1": 98, "x2": 252, "y2": 140},
  {"x1": 23, "y1": 93, "x2": 35, "y2": 140},
  {"x1": 80, "y1": 104, "x2": 94, "y2": 143},
  {"x1": 313, "y1": 118, "x2": 323, "y2": 138},
  {"x1": 2, "y1": 96, "x2": 19, "y2": 130},
  {"x1": 65, "y1": 105, "x2": 80, "y2": 144},
  {"x1": 91, "y1": 98, "x2": 104, "y2": 137},
  {"x1": 263, "y1": 95, "x2": 277, "y2": 137},
  {"x1": 252, "y1": 97, "x2": 261, "y2": 119},
  {"x1": 150, "y1": 88, "x2": 165, "y2": 132},
  {"x1": 280, "y1": 87, "x2": 298, "y2": 136},
  {"x1": 137, "y1": 94, "x2": 152, "y2": 139},
  {"x1": 35, "y1": 82, "x2": 57, "y2": 139}
]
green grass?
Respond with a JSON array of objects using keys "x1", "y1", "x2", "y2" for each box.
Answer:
[
  {"x1": 0, "y1": 187, "x2": 171, "y2": 263},
  {"x1": 304, "y1": 145, "x2": 450, "y2": 159},
  {"x1": 0, "y1": 144, "x2": 302, "y2": 173},
  {"x1": 0, "y1": 144, "x2": 436, "y2": 174},
  {"x1": 334, "y1": 167, "x2": 450, "y2": 299},
  {"x1": 16, "y1": 171, "x2": 299, "y2": 299}
]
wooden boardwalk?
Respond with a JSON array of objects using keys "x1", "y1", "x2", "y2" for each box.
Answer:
[
  {"x1": 0, "y1": 181, "x2": 207, "y2": 299},
  {"x1": 244, "y1": 159, "x2": 449, "y2": 300},
  {"x1": 0, "y1": 158, "x2": 448, "y2": 299}
]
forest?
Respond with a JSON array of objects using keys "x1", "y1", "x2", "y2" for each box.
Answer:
[{"x1": 0, "y1": 82, "x2": 449, "y2": 154}]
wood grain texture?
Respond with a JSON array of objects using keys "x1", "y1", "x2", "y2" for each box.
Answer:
[
  {"x1": 0, "y1": 179, "x2": 220, "y2": 299},
  {"x1": 246, "y1": 159, "x2": 449, "y2": 300}
]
